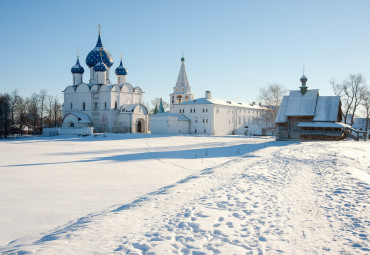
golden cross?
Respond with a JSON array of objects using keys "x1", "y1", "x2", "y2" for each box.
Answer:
[
  {"x1": 98, "y1": 23, "x2": 101, "y2": 34},
  {"x1": 76, "y1": 50, "x2": 80, "y2": 58},
  {"x1": 120, "y1": 52, "x2": 123, "y2": 60}
]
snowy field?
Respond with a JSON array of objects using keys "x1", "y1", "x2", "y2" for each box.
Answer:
[{"x1": 0, "y1": 134, "x2": 369, "y2": 254}]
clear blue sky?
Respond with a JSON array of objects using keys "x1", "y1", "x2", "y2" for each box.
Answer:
[{"x1": 1, "y1": 0, "x2": 370, "y2": 106}]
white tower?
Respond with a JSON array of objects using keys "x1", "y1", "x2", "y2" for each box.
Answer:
[
  {"x1": 94, "y1": 50, "x2": 108, "y2": 85},
  {"x1": 115, "y1": 55, "x2": 128, "y2": 84},
  {"x1": 170, "y1": 54, "x2": 194, "y2": 110},
  {"x1": 71, "y1": 55, "x2": 84, "y2": 85}
]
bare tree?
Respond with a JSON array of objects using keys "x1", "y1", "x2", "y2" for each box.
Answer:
[
  {"x1": 258, "y1": 83, "x2": 286, "y2": 124},
  {"x1": 53, "y1": 97, "x2": 62, "y2": 127},
  {"x1": 27, "y1": 93, "x2": 40, "y2": 134},
  {"x1": 0, "y1": 93, "x2": 11, "y2": 138},
  {"x1": 331, "y1": 74, "x2": 368, "y2": 125},
  {"x1": 362, "y1": 89, "x2": 370, "y2": 131},
  {"x1": 39, "y1": 89, "x2": 48, "y2": 132},
  {"x1": 9, "y1": 90, "x2": 21, "y2": 130}
]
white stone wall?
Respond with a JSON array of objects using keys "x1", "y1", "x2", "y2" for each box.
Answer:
[
  {"x1": 150, "y1": 115, "x2": 189, "y2": 134},
  {"x1": 43, "y1": 127, "x2": 94, "y2": 136}
]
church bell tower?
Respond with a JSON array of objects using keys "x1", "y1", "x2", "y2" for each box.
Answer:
[{"x1": 170, "y1": 54, "x2": 194, "y2": 110}]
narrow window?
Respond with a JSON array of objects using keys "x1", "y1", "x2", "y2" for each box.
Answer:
[
  {"x1": 195, "y1": 129, "x2": 197, "y2": 133},
  {"x1": 95, "y1": 102, "x2": 98, "y2": 109},
  {"x1": 179, "y1": 109, "x2": 181, "y2": 113},
  {"x1": 206, "y1": 108, "x2": 208, "y2": 112},
  {"x1": 194, "y1": 109, "x2": 196, "y2": 113},
  {"x1": 70, "y1": 103, "x2": 73, "y2": 110},
  {"x1": 115, "y1": 102, "x2": 117, "y2": 109},
  {"x1": 204, "y1": 129, "x2": 206, "y2": 133},
  {"x1": 83, "y1": 102, "x2": 86, "y2": 110},
  {"x1": 105, "y1": 102, "x2": 107, "y2": 109},
  {"x1": 191, "y1": 109, "x2": 193, "y2": 113}
]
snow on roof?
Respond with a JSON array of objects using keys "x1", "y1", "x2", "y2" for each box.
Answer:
[
  {"x1": 297, "y1": 122, "x2": 349, "y2": 128},
  {"x1": 274, "y1": 96, "x2": 289, "y2": 123},
  {"x1": 68, "y1": 112, "x2": 92, "y2": 123},
  {"x1": 313, "y1": 96, "x2": 340, "y2": 122},
  {"x1": 285, "y1": 89, "x2": 319, "y2": 116},
  {"x1": 151, "y1": 112, "x2": 189, "y2": 121},
  {"x1": 120, "y1": 104, "x2": 139, "y2": 112},
  {"x1": 179, "y1": 97, "x2": 268, "y2": 110},
  {"x1": 275, "y1": 89, "x2": 341, "y2": 124}
]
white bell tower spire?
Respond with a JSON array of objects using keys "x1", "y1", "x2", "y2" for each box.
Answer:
[{"x1": 170, "y1": 53, "x2": 194, "y2": 110}]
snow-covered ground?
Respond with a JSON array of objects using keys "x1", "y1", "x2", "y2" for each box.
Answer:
[{"x1": 0, "y1": 134, "x2": 369, "y2": 254}]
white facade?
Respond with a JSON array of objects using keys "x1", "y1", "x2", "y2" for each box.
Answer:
[
  {"x1": 171, "y1": 95, "x2": 270, "y2": 135},
  {"x1": 150, "y1": 57, "x2": 271, "y2": 136},
  {"x1": 62, "y1": 31, "x2": 148, "y2": 133}
]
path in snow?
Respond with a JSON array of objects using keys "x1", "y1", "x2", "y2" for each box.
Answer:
[{"x1": 1, "y1": 139, "x2": 369, "y2": 254}]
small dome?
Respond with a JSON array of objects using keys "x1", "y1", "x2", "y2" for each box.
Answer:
[
  {"x1": 71, "y1": 57, "x2": 84, "y2": 74},
  {"x1": 300, "y1": 74, "x2": 308, "y2": 83},
  {"x1": 94, "y1": 60, "x2": 108, "y2": 72},
  {"x1": 86, "y1": 34, "x2": 114, "y2": 68},
  {"x1": 115, "y1": 60, "x2": 127, "y2": 75}
]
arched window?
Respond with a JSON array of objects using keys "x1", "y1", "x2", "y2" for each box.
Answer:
[
  {"x1": 195, "y1": 129, "x2": 197, "y2": 134},
  {"x1": 70, "y1": 122, "x2": 74, "y2": 127},
  {"x1": 177, "y1": 95, "x2": 182, "y2": 104},
  {"x1": 83, "y1": 102, "x2": 86, "y2": 110},
  {"x1": 114, "y1": 101, "x2": 117, "y2": 109}
]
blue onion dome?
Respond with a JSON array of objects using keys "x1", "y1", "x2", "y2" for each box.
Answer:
[
  {"x1": 86, "y1": 33, "x2": 114, "y2": 68},
  {"x1": 71, "y1": 57, "x2": 84, "y2": 74},
  {"x1": 300, "y1": 74, "x2": 307, "y2": 83},
  {"x1": 94, "y1": 59, "x2": 108, "y2": 72},
  {"x1": 115, "y1": 60, "x2": 128, "y2": 75}
]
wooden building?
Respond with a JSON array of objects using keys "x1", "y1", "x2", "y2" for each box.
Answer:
[{"x1": 275, "y1": 74, "x2": 344, "y2": 141}]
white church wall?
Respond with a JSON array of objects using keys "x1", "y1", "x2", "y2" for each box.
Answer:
[{"x1": 117, "y1": 114, "x2": 132, "y2": 133}]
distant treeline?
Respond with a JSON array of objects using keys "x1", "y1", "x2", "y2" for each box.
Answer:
[{"x1": 0, "y1": 90, "x2": 62, "y2": 138}]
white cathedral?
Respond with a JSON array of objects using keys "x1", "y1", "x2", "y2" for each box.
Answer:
[
  {"x1": 150, "y1": 56, "x2": 272, "y2": 135},
  {"x1": 62, "y1": 29, "x2": 148, "y2": 133}
]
